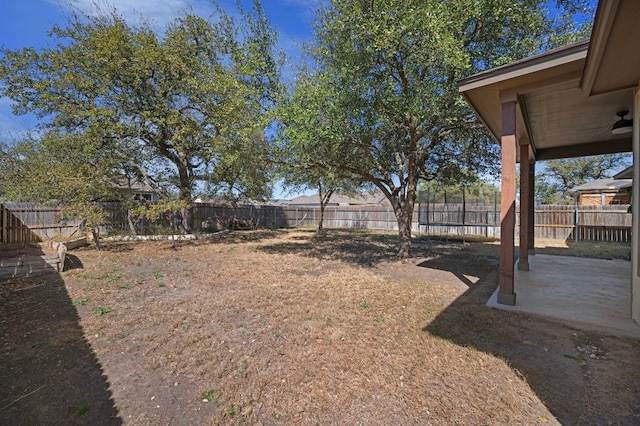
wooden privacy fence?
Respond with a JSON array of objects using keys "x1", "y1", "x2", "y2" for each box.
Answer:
[
  {"x1": 419, "y1": 203, "x2": 632, "y2": 243},
  {"x1": 281, "y1": 206, "x2": 421, "y2": 231},
  {"x1": 0, "y1": 202, "x2": 633, "y2": 245},
  {"x1": 100, "y1": 203, "x2": 292, "y2": 234},
  {"x1": 419, "y1": 203, "x2": 500, "y2": 238},
  {"x1": 533, "y1": 204, "x2": 632, "y2": 242},
  {"x1": 0, "y1": 203, "x2": 82, "y2": 244}
]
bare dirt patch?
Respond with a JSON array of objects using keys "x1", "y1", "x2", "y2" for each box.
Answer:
[{"x1": 1, "y1": 229, "x2": 639, "y2": 424}]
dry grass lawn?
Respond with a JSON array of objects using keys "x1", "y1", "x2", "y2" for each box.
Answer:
[{"x1": 1, "y1": 229, "x2": 639, "y2": 425}]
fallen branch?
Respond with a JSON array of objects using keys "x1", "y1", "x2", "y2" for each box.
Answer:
[
  {"x1": 0, "y1": 385, "x2": 45, "y2": 411},
  {"x1": 292, "y1": 213, "x2": 308, "y2": 228}
]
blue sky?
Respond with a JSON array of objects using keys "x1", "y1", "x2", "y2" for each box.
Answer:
[
  {"x1": 0, "y1": 0, "x2": 319, "y2": 138},
  {"x1": 0, "y1": 0, "x2": 322, "y2": 198},
  {"x1": 0, "y1": 1, "x2": 607, "y2": 199}
]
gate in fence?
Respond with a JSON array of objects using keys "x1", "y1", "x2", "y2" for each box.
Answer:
[{"x1": 418, "y1": 189, "x2": 501, "y2": 239}]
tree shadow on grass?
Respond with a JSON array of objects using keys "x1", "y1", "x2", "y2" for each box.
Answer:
[
  {"x1": 0, "y1": 246, "x2": 120, "y2": 424},
  {"x1": 64, "y1": 253, "x2": 84, "y2": 271},
  {"x1": 536, "y1": 240, "x2": 631, "y2": 261},
  {"x1": 257, "y1": 228, "x2": 399, "y2": 266},
  {"x1": 218, "y1": 229, "x2": 288, "y2": 244},
  {"x1": 257, "y1": 229, "x2": 494, "y2": 266},
  {"x1": 420, "y1": 243, "x2": 640, "y2": 425}
]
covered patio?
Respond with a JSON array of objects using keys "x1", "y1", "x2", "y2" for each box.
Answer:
[
  {"x1": 459, "y1": 0, "x2": 640, "y2": 334},
  {"x1": 487, "y1": 254, "x2": 640, "y2": 339}
]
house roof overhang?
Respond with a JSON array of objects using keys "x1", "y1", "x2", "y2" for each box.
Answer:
[
  {"x1": 614, "y1": 165, "x2": 633, "y2": 179},
  {"x1": 459, "y1": 0, "x2": 640, "y2": 163},
  {"x1": 582, "y1": 1, "x2": 640, "y2": 97},
  {"x1": 566, "y1": 178, "x2": 633, "y2": 195}
]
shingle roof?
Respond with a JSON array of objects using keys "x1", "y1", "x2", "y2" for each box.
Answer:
[
  {"x1": 567, "y1": 179, "x2": 632, "y2": 195},
  {"x1": 613, "y1": 166, "x2": 633, "y2": 180},
  {"x1": 284, "y1": 190, "x2": 390, "y2": 206}
]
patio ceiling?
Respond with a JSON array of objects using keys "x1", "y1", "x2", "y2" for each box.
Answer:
[{"x1": 459, "y1": 0, "x2": 640, "y2": 163}]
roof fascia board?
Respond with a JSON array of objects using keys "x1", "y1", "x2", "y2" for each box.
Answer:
[{"x1": 459, "y1": 41, "x2": 589, "y2": 93}]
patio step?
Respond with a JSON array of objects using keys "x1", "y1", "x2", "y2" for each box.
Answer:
[
  {"x1": 0, "y1": 240, "x2": 77, "y2": 280},
  {"x1": 0, "y1": 254, "x2": 62, "y2": 279}
]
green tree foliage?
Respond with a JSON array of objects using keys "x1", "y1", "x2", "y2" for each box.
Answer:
[
  {"x1": 279, "y1": 0, "x2": 592, "y2": 257},
  {"x1": 419, "y1": 180, "x2": 500, "y2": 206},
  {"x1": 536, "y1": 153, "x2": 631, "y2": 204},
  {"x1": 276, "y1": 71, "x2": 363, "y2": 232},
  {"x1": 0, "y1": 133, "x2": 122, "y2": 246},
  {"x1": 0, "y1": 1, "x2": 282, "y2": 231},
  {"x1": 130, "y1": 198, "x2": 190, "y2": 248}
]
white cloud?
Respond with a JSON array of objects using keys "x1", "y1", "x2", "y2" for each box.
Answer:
[
  {"x1": 276, "y1": 0, "x2": 324, "y2": 22},
  {"x1": 48, "y1": 0, "x2": 216, "y2": 29}
]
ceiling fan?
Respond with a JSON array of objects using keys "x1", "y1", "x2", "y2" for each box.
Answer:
[
  {"x1": 611, "y1": 110, "x2": 633, "y2": 135},
  {"x1": 575, "y1": 110, "x2": 634, "y2": 136}
]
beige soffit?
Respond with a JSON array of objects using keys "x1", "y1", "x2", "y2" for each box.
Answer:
[
  {"x1": 582, "y1": 0, "x2": 640, "y2": 96},
  {"x1": 458, "y1": 42, "x2": 589, "y2": 159}
]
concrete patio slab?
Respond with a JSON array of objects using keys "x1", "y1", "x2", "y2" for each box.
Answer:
[{"x1": 487, "y1": 254, "x2": 640, "y2": 339}]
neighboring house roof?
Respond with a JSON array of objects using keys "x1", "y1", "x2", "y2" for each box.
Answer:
[
  {"x1": 284, "y1": 194, "x2": 320, "y2": 205},
  {"x1": 566, "y1": 179, "x2": 632, "y2": 195},
  {"x1": 114, "y1": 180, "x2": 158, "y2": 194},
  {"x1": 285, "y1": 190, "x2": 390, "y2": 206},
  {"x1": 354, "y1": 191, "x2": 389, "y2": 205},
  {"x1": 614, "y1": 166, "x2": 633, "y2": 180},
  {"x1": 112, "y1": 179, "x2": 160, "y2": 201}
]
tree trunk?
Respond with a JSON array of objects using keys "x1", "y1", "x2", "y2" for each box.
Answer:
[
  {"x1": 396, "y1": 202, "x2": 413, "y2": 258},
  {"x1": 127, "y1": 210, "x2": 137, "y2": 235},
  {"x1": 92, "y1": 227, "x2": 102, "y2": 250},
  {"x1": 171, "y1": 212, "x2": 177, "y2": 249},
  {"x1": 317, "y1": 184, "x2": 333, "y2": 235},
  {"x1": 180, "y1": 205, "x2": 193, "y2": 234},
  {"x1": 393, "y1": 128, "x2": 422, "y2": 258},
  {"x1": 394, "y1": 171, "x2": 418, "y2": 259},
  {"x1": 318, "y1": 203, "x2": 325, "y2": 232},
  {"x1": 177, "y1": 165, "x2": 193, "y2": 234}
]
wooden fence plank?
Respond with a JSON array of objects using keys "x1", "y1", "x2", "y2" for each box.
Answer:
[{"x1": 0, "y1": 203, "x2": 82, "y2": 244}]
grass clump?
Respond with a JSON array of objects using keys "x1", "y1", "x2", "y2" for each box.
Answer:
[{"x1": 201, "y1": 389, "x2": 222, "y2": 403}]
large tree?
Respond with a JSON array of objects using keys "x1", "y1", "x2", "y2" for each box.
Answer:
[
  {"x1": 0, "y1": 1, "x2": 282, "y2": 231},
  {"x1": 279, "y1": 0, "x2": 592, "y2": 257},
  {"x1": 277, "y1": 71, "x2": 364, "y2": 232}
]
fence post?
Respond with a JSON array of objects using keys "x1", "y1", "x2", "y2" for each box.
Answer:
[
  {"x1": 574, "y1": 203, "x2": 579, "y2": 243},
  {"x1": 462, "y1": 186, "x2": 466, "y2": 244},
  {"x1": 386, "y1": 207, "x2": 390, "y2": 230},
  {"x1": 1, "y1": 204, "x2": 5, "y2": 244}
]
